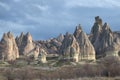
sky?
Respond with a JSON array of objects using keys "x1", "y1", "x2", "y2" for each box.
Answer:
[{"x1": 0, "y1": 0, "x2": 120, "y2": 40}]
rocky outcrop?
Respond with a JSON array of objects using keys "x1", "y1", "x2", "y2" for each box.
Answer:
[
  {"x1": 60, "y1": 32, "x2": 80, "y2": 62},
  {"x1": 38, "y1": 48, "x2": 47, "y2": 63},
  {"x1": 89, "y1": 16, "x2": 103, "y2": 44},
  {"x1": 37, "y1": 38, "x2": 62, "y2": 55},
  {"x1": 90, "y1": 16, "x2": 120, "y2": 57},
  {"x1": 27, "y1": 46, "x2": 40, "y2": 60},
  {"x1": 16, "y1": 32, "x2": 35, "y2": 55},
  {"x1": 0, "y1": 32, "x2": 19, "y2": 61},
  {"x1": 56, "y1": 34, "x2": 64, "y2": 42},
  {"x1": 74, "y1": 25, "x2": 96, "y2": 60}
]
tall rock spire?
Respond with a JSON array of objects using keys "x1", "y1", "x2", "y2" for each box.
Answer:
[
  {"x1": 0, "y1": 32, "x2": 19, "y2": 61},
  {"x1": 90, "y1": 16, "x2": 120, "y2": 57},
  {"x1": 16, "y1": 32, "x2": 35, "y2": 55},
  {"x1": 74, "y1": 24, "x2": 96, "y2": 60},
  {"x1": 60, "y1": 33, "x2": 80, "y2": 62}
]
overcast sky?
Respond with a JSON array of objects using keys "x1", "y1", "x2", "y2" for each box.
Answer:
[{"x1": 0, "y1": 0, "x2": 120, "y2": 40}]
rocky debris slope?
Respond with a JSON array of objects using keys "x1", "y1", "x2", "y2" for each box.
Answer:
[
  {"x1": 74, "y1": 25, "x2": 96, "y2": 60},
  {"x1": 0, "y1": 32, "x2": 19, "y2": 61}
]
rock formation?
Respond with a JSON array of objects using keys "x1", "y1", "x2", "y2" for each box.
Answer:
[
  {"x1": 89, "y1": 16, "x2": 103, "y2": 44},
  {"x1": 74, "y1": 24, "x2": 96, "y2": 60},
  {"x1": 56, "y1": 34, "x2": 64, "y2": 42},
  {"x1": 90, "y1": 16, "x2": 120, "y2": 57},
  {"x1": 0, "y1": 16, "x2": 120, "y2": 62},
  {"x1": 27, "y1": 46, "x2": 40, "y2": 60},
  {"x1": 60, "y1": 32, "x2": 80, "y2": 62},
  {"x1": 38, "y1": 48, "x2": 47, "y2": 63},
  {"x1": 16, "y1": 32, "x2": 35, "y2": 55},
  {"x1": 37, "y1": 37, "x2": 62, "y2": 55},
  {"x1": 0, "y1": 32, "x2": 19, "y2": 61}
]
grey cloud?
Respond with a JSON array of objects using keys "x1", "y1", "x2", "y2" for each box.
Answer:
[
  {"x1": 65, "y1": 0, "x2": 120, "y2": 8},
  {"x1": 0, "y1": 0, "x2": 120, "y2": 40}
]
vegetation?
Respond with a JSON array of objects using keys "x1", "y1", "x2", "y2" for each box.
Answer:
[{"x1": 0, "y1": 56, "x2": 120, "y2": 80}]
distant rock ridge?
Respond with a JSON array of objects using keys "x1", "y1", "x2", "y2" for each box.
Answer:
[
  {"x1": 36, "y1": 34, "x2": 64, "y2": 55},
  {"x1": 0, "y1": 32, "x2": 19, "y2": 61}
]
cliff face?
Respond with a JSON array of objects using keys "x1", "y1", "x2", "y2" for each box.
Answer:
[
  {"x1": 0, "y1": 32, "x2": 19, "y2": 61},
  {"x1": 74, "y1": 25, "x2": 96, "y2": 60}
]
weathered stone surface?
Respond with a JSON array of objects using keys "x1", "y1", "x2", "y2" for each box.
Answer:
[
  {"x1": 60, "y1": 32, "x2": 80, "y2": 62},
  {"x1": 89, "y1": 16, "x2": 103, "y2": 44},
  {"x1": 39, "y1": 48, "x2": 47, "y2": 63},
  {"x1": 16, "y1": 32, "x2": 35, "y2": 55},
  {"x1": 56, "y1": 34, "x2": 64, "y2": 42},
  {"x1": 74, "y1": 25, "x2": 96, "y2": 60},
  {"x1": 0, "y1": 32, "x2": 19, "y2": 61},
  {"x1": 36, "y1": 38, "x2": 62, "y2": 55},
  {"x1": 27, "y1": 46, "x2": 40, "y2": 60},
  {"x1": 90, "y1": 16, "x2": 120, "y2": 57}
]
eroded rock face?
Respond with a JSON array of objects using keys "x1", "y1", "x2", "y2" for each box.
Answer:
[
  {"x1": 97, "y1": 23, "x2": 113, "y2": 53},
  {"x1": 16, "y1": 32, "x2": 35, "y2": 55},
  {"x1": 0, "y1": 32, "x2": 19, "y2": 61},
  {"x1": 39, "y1": 48, "x2": 47, "y2": 63},
  {"x1": 90, "y1": 16, "x2": 103, "y2": 44},
  {"x1": 36, "y1": 37, "x2": 62, "y2": 55},
  {"x1": 56, "y1": 34, "x2": 64, "y2": 42},
  {"x1": 74, "y1": 25, "x2": 96, "y2": 60},
  {"x1": 90, "y1": 16, "x2": 120, "y2": 57},
  {"x1": 60, "y1": 32, "x2": 80, "y2": 62},
  {"x1": 27, "y1": 46, "x2": 40, "y2": 60}
]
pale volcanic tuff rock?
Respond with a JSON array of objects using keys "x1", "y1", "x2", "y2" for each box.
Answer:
[
  {"x1": 37, "y1": 37, "x2": 63, "y2": 54},
  {"x1": 89, "y1": 16, "x2": 103, "y2": 44},
  {"x1": 39, "y1": 48, "x2": 47, "y2": 63},
  {"x1": 27, "y1": 46, "x2": 40, "y2": 60},
  {"x1": 60, "y1": 32, "x2": 80, "y2": 62},
  {"x1": 74, "y1": 25, "x2": 96, "y2": 60},
  {"x1": 90, "y1": 16, "x2": 120, "y2": 57},
  {"x1": 16, "y1": 32, "x2": 47, "y2": 62},
  {"x1": 16, "y1": 32, "x2": 35, "y2": 55},
  {"x1": 0, "y1": 32, "x2": 19, "y2": 61},
  {"x1": 56, "y1": 34, "x2": 64, "y2": 42}
]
